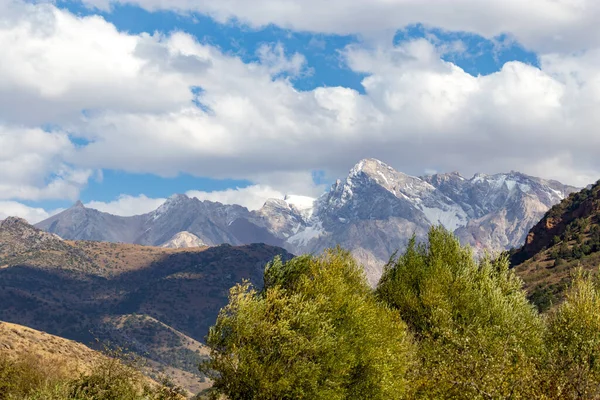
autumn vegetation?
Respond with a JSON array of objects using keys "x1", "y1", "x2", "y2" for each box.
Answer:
[
  {"x1": 202, "y1": 226, "x2": 600, "y2": 399},
  {"x1": 0, "y1": 345, "x2": 186, "y2": 400}
]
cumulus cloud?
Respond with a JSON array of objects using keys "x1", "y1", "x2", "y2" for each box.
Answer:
[
  {"x1": 2, "y1": 0, "x2": 600, "y2": 212},
  {"x1": 256, "y1": 43, "x2": 309, "y2": 78},
  {"x1": 85, "y1": 194, "x2": 166, "y2": 216},
  {"x1": 78, "y1": 0, "x2": 600, "y2": 53},
  {"x1": 0, "y1": 201, "x2": 63, "y2": 224},
  {"x1": 0, "y1": 125, "x2": 92, "y2": 200}
]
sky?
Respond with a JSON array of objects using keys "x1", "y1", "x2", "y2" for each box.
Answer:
[{"x1": 2, "y1": 0, "x2": 600, "y2": 223}]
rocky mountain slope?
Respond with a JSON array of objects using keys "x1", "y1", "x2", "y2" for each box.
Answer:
[
  {"x1": 36, "y1": 159, "x2": 578, "y2": 285},
  {"x1": 0, "y1": 218, "x2": 291, "y2": 392},
  {"x1": 160, "y1": 231, "x2": 206, "y2": 248},
  {"x1": 288, "y1": 159, "x2": 578, "y2": 284},
  {"x1": 510, "y1": 180, "x2": 600, "y2": 311}
]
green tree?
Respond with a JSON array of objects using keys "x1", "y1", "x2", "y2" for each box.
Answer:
[
  {"x1": 377, "y1": 226, "x2": 545, "y2": 399},
  {"x1": 202, "y1": 249, "x2": 415, "y2": 400},
  {"x1": 543, "y1": 270, "x2": 600, "y2": 399}
]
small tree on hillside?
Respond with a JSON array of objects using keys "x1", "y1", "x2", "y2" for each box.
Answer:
[{"x1": 202, "y1": 249, "x2": 415, "y2": 400}]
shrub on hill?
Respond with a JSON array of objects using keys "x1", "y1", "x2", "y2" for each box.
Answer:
[{"x1": 0, "y1": 345, "x2": 185, "y2": 400}]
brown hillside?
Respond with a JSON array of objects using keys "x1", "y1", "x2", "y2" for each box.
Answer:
[
  {"x1": 511, "y1": 180, "x2": 600, "y2": 310},
  {"x1": 0, "y1": 320, "x2": 102, "y2": 374},
  {"x1": 0, "y1": 217, "x2": 292, "y2": 393}
]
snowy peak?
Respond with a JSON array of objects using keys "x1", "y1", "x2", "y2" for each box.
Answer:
[
  {"x1": 349, "y1": 158, "x2": 415, "y2": 189},
  {"x1": 320, "y1": 158, "x2": 467, "y2": 231},
  {"x1": 348, "y1": 158, "x2": 435, "y2": 198},
  {"x1": 150, "y1": 193, "x2": 192, "y2": 221},
  {"x1": 163, "y1": 193, "x2": 191, "y2": 208}
]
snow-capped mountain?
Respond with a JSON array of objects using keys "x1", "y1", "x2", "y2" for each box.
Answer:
[
  {"x1": 254, "y1": 159, "x2": 578, "y2": 284},
  {"x1": 35, "y1": 158, "x2": 579, "y2": 285}
]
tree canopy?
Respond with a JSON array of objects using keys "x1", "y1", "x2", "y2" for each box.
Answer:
[
  {"x1": 202, "y1": 249, "x2": 415, "y2": 400},
  {"x1": 203, "y1": 226, "x2": 600, "y2": 399},
  {"x1": 377, "y1": 226, "x2": 545, "y2": 398}
]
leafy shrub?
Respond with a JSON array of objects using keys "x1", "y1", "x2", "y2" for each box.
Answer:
[{"x1": 0, "y1": 345, "x2": 185, "y2": 400}]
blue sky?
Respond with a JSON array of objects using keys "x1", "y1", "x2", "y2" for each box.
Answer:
[{"x1": 1, "y1": 0, "x2": 599, "y2": 221}]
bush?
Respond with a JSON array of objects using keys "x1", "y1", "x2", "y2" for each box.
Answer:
[
  {"x1": 0, "y1": 346, "x2": 185, "y2": 400},
  {"x1": 0, "y1": 352, "x2": 70, "y2": 400}
]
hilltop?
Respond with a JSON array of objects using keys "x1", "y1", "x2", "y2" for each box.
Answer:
[{"x1": 511, "y1": 180, "x2": 600, "y2": 310}]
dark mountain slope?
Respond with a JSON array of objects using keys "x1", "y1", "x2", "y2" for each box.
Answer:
[{"x1": 0, "y1": 217, "x2": 292, "y2": 391}]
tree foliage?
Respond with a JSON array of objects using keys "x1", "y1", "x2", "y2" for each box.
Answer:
[
  {"x1": 377, "y1": 226, "x2": 545, "y2": 399},
  {"x1": 543, "y1": 270, "x2": 600, "y2": 399},
  {"x1": 203, "y1": 226, "x2": 600, "y2": 399},
  {"x1": 202, "y1": 249, "x2": 415, "y2": 400}
]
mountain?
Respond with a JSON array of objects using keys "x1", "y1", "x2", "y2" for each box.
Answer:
[
  {"x1": 36, "y1": 159, "x2": 578, "y2": 285},
  {"x1": 510, "y1": 180, "x2": 600, "y2": 311},
  {"x1": 269, "y1": 159, "x2": 578, "y2": 285},
  {"x1": 0, "y1": 217, "x2": 291, "y2": 392},
  {"x1": 161, "y1": 231, "x2": 207, "y2": 248},
  {"x1": 37, "y1": 194, "x2": 283, "y2": 249}
]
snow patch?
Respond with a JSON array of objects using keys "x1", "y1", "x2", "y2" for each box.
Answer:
[
  {"x1": 287, "y1": 221, "x2": 325, "y2": 246},
  {"x1": 548, "y1": 187, "x2": 566, "y2": 200},
  {"x1": 504, "y1": 179, "x2": 517, "y2": 191},
  {"x1": 518, "y1": 184, "x2": 531, "y2": 193},
  {"x1": 420, "y1": 204, "x2": 468, "y2": 231},
  {"x1": 377, "y1": 171, "x2": 389, "y2": 185}
]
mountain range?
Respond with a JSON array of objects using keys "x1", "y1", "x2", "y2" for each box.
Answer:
[{"x1": 36, "y1": 158, "x2": 579, "y2": 285}]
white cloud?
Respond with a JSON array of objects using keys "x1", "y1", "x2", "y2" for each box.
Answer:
[
  {"x1": 0, "y1": 201, "x2": 63, "y2": 224},
  {"x1": 79, "y1": 0, "x2": 600, "y2": 53},
  {"x1": 187, "y1": 185, "x2": 284, "y2": 210},
  {"x1": 2, "y1": 0, "x2": 600, "y2": 212},
  {"x1": 0, "y1": 125, "x2": 92, "y2": 200},
  {"x1": 256, "y1": 43, "x2": 309, "y2": 78},
  {"x1": 85, "y1": 194, "x2": 166, "y2": 216}
]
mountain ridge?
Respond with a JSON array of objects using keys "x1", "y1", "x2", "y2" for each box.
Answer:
[{"x1": 35, "y1": 158, "x2": 580, "y2": 285}]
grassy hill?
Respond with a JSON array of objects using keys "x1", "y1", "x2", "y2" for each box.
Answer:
[
  {"x1": 0, "y1": 217, "x2": 292, "y2": 393},
  {"x1": 511, "y1": 180, "x2": 600, "y2": 310},
  {"x1": 0, "y1": 320, "x2": 102, "y2": 374}
]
